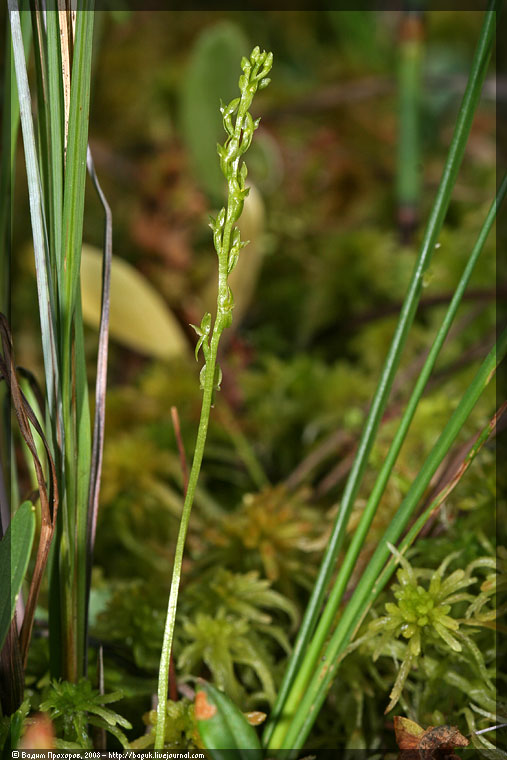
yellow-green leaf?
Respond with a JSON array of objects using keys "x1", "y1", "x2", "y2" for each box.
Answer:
[{"x1": 80, "y1": 244, "x2": 188, "y2": 360}]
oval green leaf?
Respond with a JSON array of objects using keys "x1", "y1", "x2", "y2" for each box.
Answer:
[
  {"x1": 80, "y1": 244, "x2": 189, "y2": 360},
  {"x1": 195, "y1": 681, "x2": 263, "y2": 760},
  {"x1": 0, "y1": 501, "x2": 36, "y2": 651}
]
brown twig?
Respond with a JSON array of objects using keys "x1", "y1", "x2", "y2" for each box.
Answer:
[
  {"x1": 263, "y1": 74, "x2": 499, "y2": 122},
  {"x1": 288, "y1": 316, "x2": 495, "y2": 498},
  {"x1": 285, "y1": 429, "x2": 351, "y2": 491},
  {"x1": 419, "y1": 401, "x2": 507, "y2": 537},
  {"x1": 315, "y1": 450, "x2": 357, "y2": 499},
  {"x1": 340, "y1": 287, "x2": 503, "y2": 336}
]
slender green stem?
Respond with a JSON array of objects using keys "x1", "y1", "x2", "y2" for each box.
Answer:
[
  {"x1": 155, "y1": 47, "x2": 273, "y2": 749},
  {"x1": 263, "y1": 4, "x2": 497, "y2": 747},
  {"x1": 155, "y1": 325, "x2": 220, "y2": 749},
  {"x1": 278, "y1": 326, "x2": 506, "y2": 752}
]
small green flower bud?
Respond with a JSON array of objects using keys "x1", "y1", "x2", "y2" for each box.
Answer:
[{"x1": 191, "y1": 312, "x2": 212, "y2": 361}]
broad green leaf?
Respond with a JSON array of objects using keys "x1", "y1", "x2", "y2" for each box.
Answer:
[
  {"x1": 0, "y1": 501, "x2": 36, "y2": 651},
  {"x1": 80, "y1": 244, "x2": 188, "y2": 360},
  {"x1": 180, "y1": 22, "x2": 249, "y2": 202},
  {"x1": 195, "y1": 681, "x2": 263, "y2": 759}
]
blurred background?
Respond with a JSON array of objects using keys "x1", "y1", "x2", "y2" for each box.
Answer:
[{"x1": 11, "y1": 11, "x2": 497, "y2": 375}]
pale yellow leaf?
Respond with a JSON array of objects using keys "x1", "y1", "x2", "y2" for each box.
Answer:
[{"x1": 80, "y1": 244, "x2": 189, "y2": 360}]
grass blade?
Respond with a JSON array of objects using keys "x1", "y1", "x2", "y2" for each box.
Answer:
[
  {"x1": 53, "y1": 4, "x2": 94, "y2": 681},
  {"x1": 46, "y1": 10, "x2": 64, "y2": 285},
  {"x1": 273, "y1": 173, "x2": 506, "y2": 739},
  {"x1": 263, "y1": 5, "x2": 498, "y2": 747},
  {"x1": 278, "y1": 326, "x2": 506, "y2": 751},
  {"x1": 60, "y1": 4, "x2": 94, "y2": 348},
  {"x1": 8, "y1": 2, "x2": 60, "y2": 424},
  {"x1": 0, "y1": 5, "x2": 31, "y2": 315}
]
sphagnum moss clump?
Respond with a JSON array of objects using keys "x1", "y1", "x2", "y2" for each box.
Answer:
[{"x1": 363, "y1": 544, "x2": 494, "y2": 713}]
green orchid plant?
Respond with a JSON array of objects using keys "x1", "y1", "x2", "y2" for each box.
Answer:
[{"x1": 155, "y1": 46, "x2": 273, "y2": 749}]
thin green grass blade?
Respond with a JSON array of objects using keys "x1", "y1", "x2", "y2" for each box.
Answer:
[
  {"x1": 45, "y1": 11, "x2": 64, "y2": 283},
  {"x1": 85, "y1": 147, "x2": 112, "y2": 557},
  {"x1": 60, "y1": 4, "x2": 94, "y2": 349},
  {"x1": 278, "y1": 327, "x2": 507, "y2": 751},
  {"x1": 0, "y1": 6, "x2": 31, "y2": 541},
  {"x1": 0, "y1": 6, "x2": 31, "y2": 314},
  {"x1": 29, "y1": 11, "x2": 51, "y2": 232},
  {"x1": 8, "y1": 3, "x2": 60, "y2": 424},
  {"x1": 57, "y1": 5, "x2": 94, "y2": 682},
  {"x1": 263, "y1": 4, "x2": 498, "y2": 746},
  {"x1": 322, "y1": 172, "x2": 505, "y2": 607},
  {"x1": 275, "y1": 174, "x2": 506, "y2": 733},
  {"x1": 28, "y1": 10, "x2": 65, "y2": 458}
]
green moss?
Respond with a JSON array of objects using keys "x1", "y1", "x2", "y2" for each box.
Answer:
[{"x1": 360, "y1": 545, "x2": 498, "y2": 716}]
